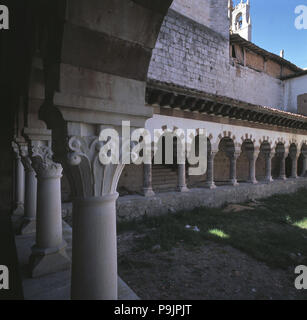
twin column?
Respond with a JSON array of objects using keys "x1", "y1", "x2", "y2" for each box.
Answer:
[{"x1": 29, "y1": 145, "x2": 70, "y2": 278}]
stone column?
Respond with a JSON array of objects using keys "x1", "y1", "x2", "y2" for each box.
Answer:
[
  {"x1": 247, "y1": 149, "x2": 259, "y2": 184},
  {"x1": 29, "y1": 145, "x2": 70, "y2": 278},
  {"x1": 278, "y1": 152, "x2": 287, "y2": 180},
  {"x1": 205, "y1": 150, "x2": 217, "y2": 189},
  {"x1": 290, "y1": 154, "x2": 298, "y2": 179},
  {"x1": 19, "y1": 145, "x2": 37, "y2": 235},
  {"x1": 301, "y1": 151, "x2": 307, "y2": 177},
  {"x1": 228, "y1": 150, "x2": 240, "y2": 186},
  {"x1": 12, "y1": 142, "x2": 25, "y2": 216},
  {"x1": 67, "y1": 136, "x2": 125, "y2": 300},
  {"x1": 142, "y1": 163, "x2": 155, "y2": 197},
  {"x1": 178, "y1": 163, "x2": 189, "y2": 192},
  {"x1": 264, "y1": 151, "x2": 274, "y2": 182}
]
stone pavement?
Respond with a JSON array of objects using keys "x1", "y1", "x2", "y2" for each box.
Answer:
[{"x1": 15, "y1": 221, "x2": 139, "y2": 300}]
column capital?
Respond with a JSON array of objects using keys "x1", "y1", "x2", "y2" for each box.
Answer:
[
  {"x1": 227, "y1": 150, "x2": 241, "y2": 161},
  {"x1": 246, "y1": 148, "x2": 260, "y2": 161},
  {"x1": 30, "y1": 145, "x2": 63, "y2": 179},
  {"x1": 67, "y1": 136, "x2": 125, "y2": 198},
  {"x1": 289, "y1": 151, "x2": 299, "y2": 161},
  {"x1": 263, "y1": 150, "x2": 275, "y2": 159},
  {"x1": 12, "y1": 141, "x2": 21, "y2": 159},
  {"x1": 19, "y1": 144, "x2": 35, "y2": 173},
  {"x1": 208, "y1": 149, "x2": 218, "y2": 160}
]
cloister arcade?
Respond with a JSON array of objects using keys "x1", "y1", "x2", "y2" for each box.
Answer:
[{"x1": 3, "y1": 0, "x2": 307, "y2": 301}]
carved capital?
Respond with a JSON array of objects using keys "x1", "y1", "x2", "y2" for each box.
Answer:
[
  {"x1": 12, "y1": 141, "x2": 21, "y2": 159},
  {"x1": 30, "y1": 145, "x2": 63, "y2": 179},
  {"x1": 66, "y1": 136, "x2": 125, "y2": 198},
  {"x1": 263, "y1": 150, "x2": 275, "y2": 160},
  {"x1": 19, "y1": 145, "x2": 34, "y2": 173}
]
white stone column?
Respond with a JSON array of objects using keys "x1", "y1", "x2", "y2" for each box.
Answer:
[
  {"x1": 143, "y1": 163, "x2": 155, "y2": 197},
  {"x1": 301, "y1": 151, "x2": 307, "y2": 177},
  {"x1": 19, "y1": 145, "x2": 37, "y2": 235},
  {"x1": 205, "y1": 150, "x2": 217, "y2": 189},
  {"x1": 12, "y1": 142, "x2": 25, "y2": 216},
  {"x1": 71, "y1": 194, "x2": 118, "y2": 300},
  {"x1": 67, "y1": 136, "x2": 125, "y2": 300},
  {"x1": 278, "y1": 152, "x2": 287, "y2": 180},
  {"x1": 264, "y1": 151, "x2": 274, "y2": 182},
  {"x1": 178, "y1": 163, "x2": 189, "y2": 192},
  {"x1": 228, "y1": 151, "x2": 240, "y2": 186},
  {"x1": 29, "y1": 145, "x2": 70, "y2": 278},
  {"x1": 247, "y1": 149, "x2": 259, "y2": 184},
  {"x1": 290, "y1": 154, "x2": 298, "y2": 179}
]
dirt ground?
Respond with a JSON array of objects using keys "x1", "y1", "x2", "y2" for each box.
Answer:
[{"x1": 118, "y1": 231, "x2": 307, "y2": 300}]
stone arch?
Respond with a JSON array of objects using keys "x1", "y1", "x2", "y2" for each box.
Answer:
[
  {"x1": 237, "y1": 139, "x2": 256, "y2": 182},
  {"x1": 214, "y1": 136, "x2": 235, "y2": 185},
  {"x1": 272, "y1": 142, "x2": 286, "y2": 179},
  {"x1": 188, "y1": 136, "x2": 210, "y2": 188},
  {"x1": 257, "y1": 141, "x2": 271, "y2": 181},
  {"x1": 286, "y1": 143, "x2": 298, "y2": 178},
  {"x1": 298, "y1": 143, "x2": 307, "y2": 176}
]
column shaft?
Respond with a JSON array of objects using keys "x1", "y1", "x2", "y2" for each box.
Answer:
[
  {"x1": 143, "y1": 163, "x2": 155, "y2": 197},
  {"x1": 290, "y1": 156, "x2": 298, "y2": 179},
  {"x1": 178, "y1": 164, "x2": 189, "y2": 192},
  {"x1": 205, "y1": 152, "x2": 217, "y2": 189},
  {"x1": 71, "y1": 194, "x2": 118, "y2": 300},
  {"x1": 264, "y1": 153, "x2": 274, "y2": 182},
  {"x1": 301, "y1": 155, "x2": 307, "y2": 177},
  {"x1": 229, "y1": 152, "x2": 240, "y2": 186},
  {"x1": 247, "y1": 151, "x2": 259, "y2": 184},
  {"x1": 14, "y1": 157, "x2": 25, "y2": 216},
  {"x1": 20, "y1": 167, "x2": 37, "y2": 234},
  {"x1": 30, "y1": 151, "x2": 70, "y2": 278},
  {"x1": 278, "y1": 154, "x2": 287, "y2": 180}
]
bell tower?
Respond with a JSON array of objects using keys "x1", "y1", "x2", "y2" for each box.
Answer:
[{"x1": 230, "y1": 0, "x2": 252, "y2": 41}]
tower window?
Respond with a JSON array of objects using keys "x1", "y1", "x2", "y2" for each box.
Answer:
[{"x1": 235, "y1": 13, "x2": 243, "y2": 30}]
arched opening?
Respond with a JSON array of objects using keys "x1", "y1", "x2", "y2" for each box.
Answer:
[
  {"x1": 152, "y1": 133, "x2": 180, "y2": 193},
  {"x1": 257, "y1": 141, "x2": 270, "y2": 182},
  {"x1": 298, "y1": 144, "x2": 307, "y2": 176},
  {"x1": 286, "y1": 144, "x2": 298, "y2": 178},
  {"x1": 237, "y1": 140, "x2": 254, "y2": 182},
  {"x1": 187, "y1": 135, "x2": 207, "y2": 188},
  {"x1": 235, "y1": 13, "x2": 243, "y2": 30},
  {"x1": 272, "y1": 143, "x2": 285, "y2": 179},
  {"x1": 214, "y1": 137, "x2": 235, "y2": 185}
]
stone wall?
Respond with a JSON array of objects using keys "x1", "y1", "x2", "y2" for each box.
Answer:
[
  {"x1": 148, "y1": 9, "x2": 284, "y2": 109},
  {"x1": 171, "y1": 0, "x2": 229, "y2": 38},
  {"x1": 116, "y1": 179, "x2": 307, "y2": 221},
  {"x1": 284, "y1": 74, "x2": 307, "y2": 113}
]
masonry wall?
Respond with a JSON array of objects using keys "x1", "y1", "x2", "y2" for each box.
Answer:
[
  {"x1": 284, "y1": 74, "x2": 307, "y2": 113},
  {"x1": 148, "y1": 9, "x2": 284, "y2": 110},
  {"x1": 171, "y1": 0, "x2": 229, "y2": 38}
]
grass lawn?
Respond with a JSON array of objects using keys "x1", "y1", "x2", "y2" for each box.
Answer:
[{"x1": 118, "y1": 188, "x2": 307, "y2": 270}]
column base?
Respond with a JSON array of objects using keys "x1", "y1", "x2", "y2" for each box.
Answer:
[
  {"x1": 290, "y1": 175, "x2": 298, "y2": 179},
  {"x1": 277, "y1": 175, "x2": 287, "y2": 180},
  {"x1": 264, "y1": 177, "x2": 274, "y2": 183},
  {"x1": 229, "y1": 179, "x2": 239, "y2": 186},
  {"x1": 178, "y1": 186, "x2": 189, "y2": 192},
  {"x1": 12, "y1": 204, "x2": 24, "y2": 217},
  {"x1": 205, "y1": 182, "x2": 216, "y2": 189},
  {"x1": 19, "y1": 218, "x2": 36, "y2": 235},
  {"x1": 142, "y1": 188, "x2": 155, "y2": 197},
  {"x1": 247, "y1": 179, "x2": 258, "y2": 185},
  {"x1": 29, "y1": 241, "x2": 71, "y2": 278}
]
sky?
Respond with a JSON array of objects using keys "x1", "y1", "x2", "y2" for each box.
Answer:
[{"x1": 247, "y1": 0, "x2": 307, "y2": 68}]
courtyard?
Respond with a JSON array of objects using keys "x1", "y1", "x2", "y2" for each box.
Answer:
[{"x1": 117, "y1": 189, "x2": 307, "y2": 300}]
